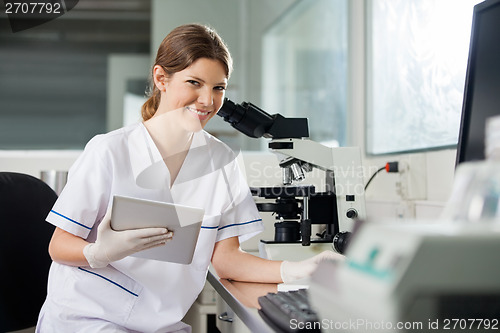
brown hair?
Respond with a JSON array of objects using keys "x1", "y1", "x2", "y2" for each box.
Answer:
[{"x1": 141, "y1": 23, "x2": 233, "y2": 121}]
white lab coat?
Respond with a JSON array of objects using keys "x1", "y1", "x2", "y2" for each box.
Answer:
[{"x1": 36, "y1": 123, "x2": 264, "y2": 333}]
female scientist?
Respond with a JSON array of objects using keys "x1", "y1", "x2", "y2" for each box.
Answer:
[{"x1": 36, "y1": 23, "x2": 340, "y2": 332}]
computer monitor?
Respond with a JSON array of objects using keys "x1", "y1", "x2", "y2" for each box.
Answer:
[{"x1": 456, "y1": 0, "x2": 500, "y2": 165}]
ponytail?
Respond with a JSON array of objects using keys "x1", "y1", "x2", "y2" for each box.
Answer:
[{"x1": 141, "y1": 85, "x2": 161, "y2": 121}]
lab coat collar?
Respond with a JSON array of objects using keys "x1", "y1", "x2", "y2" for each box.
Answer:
[{"x1": 128, "y1": 123, "x2": 209, "y2": 189}]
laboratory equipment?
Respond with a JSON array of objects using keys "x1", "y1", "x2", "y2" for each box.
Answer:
[
  {"x1": 441, "y1": 160, "x2": 500, "y2": 224},
  {"x1": 40, "y1": 170, "x2": 68, "y2": 195},
  {"x1": 218, "y1": 99, "x2": 365, "y2": 257},
  {"x1": 444, "y1": 0, "x2": 500, "y2": 224},
  {"x1": 456, "y1": 0, "x2": 500, "y2": 165},
  {"x1": 308, "y1": 221, "x2": 500, "y2": 333},
  {"x1": 258, "y1": 288, "x2": 320, "y2": 333}
]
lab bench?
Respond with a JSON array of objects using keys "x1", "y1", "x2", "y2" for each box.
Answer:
[{"x1": 207, "y1": 268, "x2": 278, "y2": 333}]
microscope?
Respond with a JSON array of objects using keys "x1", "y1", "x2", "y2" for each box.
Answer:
[{"x1": 218, "y1": 99, "x2": 366, "y2": 257}]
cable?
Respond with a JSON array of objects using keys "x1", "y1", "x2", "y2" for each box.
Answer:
[
  {"x1": 364, "y1": 161, "x2": 399, "y2": 190},
  {"x1": 364, "y1": 166, "x2": 385, "y2": 190}
]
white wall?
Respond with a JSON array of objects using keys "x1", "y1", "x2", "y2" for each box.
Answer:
[{"x1": 0, "y1": 150, "x2": 81, "y2": 179}]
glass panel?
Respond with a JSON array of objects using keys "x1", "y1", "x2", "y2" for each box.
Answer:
[
  {"x1": 0, "y1": 3, "x2": 150, "y2": 149},
  {"x1": 367, "y1": 0, "x2": 482, "y2": 155},
  {"x1": 262, "y1": 0, "x2": 348, "y2": 146}
]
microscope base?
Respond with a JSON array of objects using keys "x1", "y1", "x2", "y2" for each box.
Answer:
[{"x1": 258, "y1": 240, "x2": 333, "y2": 261}]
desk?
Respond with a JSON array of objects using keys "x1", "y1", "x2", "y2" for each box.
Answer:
[{"x1": 207, "y1": 269, "x2": 277, "y2": 333}]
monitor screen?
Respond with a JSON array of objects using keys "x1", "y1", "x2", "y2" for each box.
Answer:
[{"x1": 456, "y1": 0, "x2": 500, "y2": 165}]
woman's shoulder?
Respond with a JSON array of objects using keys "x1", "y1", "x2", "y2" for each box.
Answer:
[
  {"x1": 199, "y1": 130, "x2": 242, "y2": 172},
  {"x1": 85, "y1": 123, "x2": 141, "y2": 151},
  {"x1": 79, "y1": 123, "x2": 143, "y2": 165},
  {"x1": 68, "y1": 123, "x2": 142, "y2": 174},
  {"x1": 201, "y1": 130, "x2": 236, "y2": 156}
]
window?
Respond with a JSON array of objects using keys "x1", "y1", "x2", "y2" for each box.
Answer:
[
  {"x1": 367, "y1": 0, "x2": 482, "y2": 155},
  {"x1": 0, "y1": 1, "x2": 150, "y2": 149},
  {"x1": 262, "y1": 0, "x2": 348, "y2": 147}
]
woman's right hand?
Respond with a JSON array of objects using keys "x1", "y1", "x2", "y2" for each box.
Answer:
[
  {"x1": 83, "y1": 210, "x2": 173, "y2": 268},
  {"x1": 280, "y1": 250, "x2": 344, "y2": 283}
]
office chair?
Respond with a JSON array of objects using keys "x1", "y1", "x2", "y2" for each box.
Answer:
[{"x1": 0, "y1": 172, "x2": 57, "y2": 332}]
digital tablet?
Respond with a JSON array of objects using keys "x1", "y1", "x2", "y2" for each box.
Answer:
[{"x1": 111, "y1": 195, "x2": 204, "y2": 264}]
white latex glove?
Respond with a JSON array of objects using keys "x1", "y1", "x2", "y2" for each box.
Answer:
[
  {"x1": 280, "y1": 250, "x2": 344, "y2": 284},
  {"x1": 83, "y1": 210, "x2": 173, "y2": 268}
]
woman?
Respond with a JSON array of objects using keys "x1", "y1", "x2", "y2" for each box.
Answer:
[{"x1": 36, "y1": 23, "x2": 339, "y2": 333}]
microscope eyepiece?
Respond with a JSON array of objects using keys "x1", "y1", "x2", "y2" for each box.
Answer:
[
  {"x1": 217, "y1": 98, "x2": 274, "y2": 138},
  {"x1": 217, "y1": 98, "x2": 309, "y2": 139}
]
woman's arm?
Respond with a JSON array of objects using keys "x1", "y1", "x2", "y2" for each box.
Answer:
[
  {"x1": 49, "y1": 215, "x2": 172, "y2": 268},
  {"x1": 211, "y1": 236, "x2": 283, "y2": 283},
  {"x1": 48, "y1": 227, "x2": 90, "y2": 266}
]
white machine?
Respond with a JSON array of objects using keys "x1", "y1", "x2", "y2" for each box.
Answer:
[
  {"x1": 218, "y1": 99, "x2": 366, "y2": 260},
  {"x1": 308, "y1": 221, "x2": 500, "y2": 332}
]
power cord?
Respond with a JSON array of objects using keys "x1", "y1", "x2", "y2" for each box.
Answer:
[{"x1": 365, "y1": 161, "x2": 399, "y2": 190}]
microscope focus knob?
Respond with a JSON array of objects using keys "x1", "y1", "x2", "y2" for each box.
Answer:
[
  {"x1": 346, "y1": 209, "x2": 358, "y2": 219},
  {"x1": 333, "y1": 231, "x2": 352, "y2": 254}
]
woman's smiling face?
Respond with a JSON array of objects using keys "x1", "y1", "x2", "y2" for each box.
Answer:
[{"x1": 155, "y1": 57, "x2": 228, "y2": 130}]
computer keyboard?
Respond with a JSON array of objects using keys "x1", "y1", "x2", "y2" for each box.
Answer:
[{"x1": 258, "y1": 288, "x2": 321, "y2": 333}]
